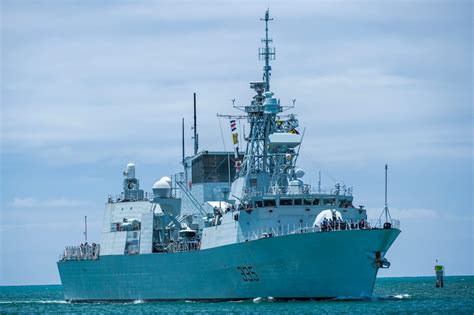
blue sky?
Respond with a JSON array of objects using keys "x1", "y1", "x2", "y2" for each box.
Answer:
[{"x1": 1, "y1": 0, "x2": 472, "y2": 285}]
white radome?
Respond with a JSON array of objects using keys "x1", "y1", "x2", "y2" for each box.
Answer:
[
  {"x1": 153, "y1": 180, "x2": 170, "y2": 189},
  {"x1": 153, "y1": 178, "x2": 171, "y2": 198},
  {"x1": 161, "y1": 176, "x2": 172, "y2": 186}
]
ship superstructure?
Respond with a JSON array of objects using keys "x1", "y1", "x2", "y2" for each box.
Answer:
[{"x1": 57, "y1": 10, "x2": 400, "y2": 301}]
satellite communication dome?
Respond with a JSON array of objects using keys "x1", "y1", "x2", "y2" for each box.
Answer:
[
  {"x1": 161, "y1": 176, "x2": 172, "y2": 186},
  {"x1": 314, "y1": 209, "x2": 343, "y2": 226},
  {"x1": 153, "y1": 178, "x2": 171, "y2": 198}
]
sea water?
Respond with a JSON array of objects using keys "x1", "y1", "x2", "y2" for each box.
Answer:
[{"x1": 1, "y1": 276, "x2": 473, "y2": 314}]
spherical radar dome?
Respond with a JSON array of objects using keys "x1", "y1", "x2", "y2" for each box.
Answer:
[
  {"x1": 153, "y1": 180, "x2": 170, "y2": 190},
  {"x1": 152, "y1": 178, "x2": 171, "y2": 198},
  {"x1": 161, "y1": 176, "x2": 172, "y2": 186}
]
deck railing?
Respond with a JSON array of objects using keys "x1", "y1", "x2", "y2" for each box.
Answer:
[
  {"x1": 240, "y1": 219, "x2": 400, "y2": 242},
  {"x1": 60, "y1": 244, "x2": 100, "y2": 261},
  {"x1": 242, "y1": 185, "x2": 353, "y2": 199},
  {"x1": 165, "y1": 241, "x2": 200, "y2": 253}
]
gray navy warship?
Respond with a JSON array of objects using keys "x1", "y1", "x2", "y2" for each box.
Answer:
[{"x1": 57, "y1": 10, "x2": 400, "y2": 301}]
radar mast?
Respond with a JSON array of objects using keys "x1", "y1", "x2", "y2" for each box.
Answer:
[
  {"x1": 219, "y1": 10, "x2": 302, "y2": 203},
  {"x1": 259, "y1": 9, "x2": 275, "y2": 92}
]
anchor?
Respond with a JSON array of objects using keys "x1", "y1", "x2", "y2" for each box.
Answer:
[{"x1": 372, "y1": 251, "x2": 391, "y2": 269}]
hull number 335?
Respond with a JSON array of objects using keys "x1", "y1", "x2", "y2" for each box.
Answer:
[{"x1": 236, "y1": 266, "x2": 259, "y2": 282}]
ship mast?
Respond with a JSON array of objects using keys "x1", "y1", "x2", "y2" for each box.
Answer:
[
  {"x1": 239, "y1": 10, "x2": 298, "y2": 198},
  {"x1": 219, "y1": 10, "x2": 301, "y2": 202},
  {"x1": 260, "y1": 9, "x2": 275, "y2": 91}
]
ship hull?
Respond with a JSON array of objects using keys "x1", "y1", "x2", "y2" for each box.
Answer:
[{"x1": 57, "y1": 228, "x2": 400, "y2": 301}]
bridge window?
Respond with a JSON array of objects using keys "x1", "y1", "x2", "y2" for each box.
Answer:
[
  {"x1": 294, "y1": 199, "x2": 302, "y2": 205},
  {"x1": 313, "y1": 199, "x2": 320, "y2": 205},
  {"x1": 339, "y1": 200, "x2": 353, "y2": 208},
  {"x1": 263, "y1": 199, "x2": 276, "y2": 207},
  {"x1": 323, "y1": 198, "x2": 335, "y2": 206},
  {"x1": 303, "y1": 199, "x2": 313, "y2": 205},
  {"x1": 280, "y1": 198, "x2": 293, "y2": 206},
  {"x1": 254, "y1": 200, "x2": 263, "y2": 208}
]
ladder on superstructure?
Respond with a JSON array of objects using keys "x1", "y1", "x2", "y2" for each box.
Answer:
[{"x1": 175, "y1": 180, "x2": 207, "y2": 216}]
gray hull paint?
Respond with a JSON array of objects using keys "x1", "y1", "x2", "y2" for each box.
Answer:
[{"x1": 58, "y1": 229, "x2": 400, "y2": 301}]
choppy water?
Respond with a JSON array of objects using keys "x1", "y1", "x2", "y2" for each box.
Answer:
[{"x1": 1, "y1": 276, "x2": 473, "y2": 314}]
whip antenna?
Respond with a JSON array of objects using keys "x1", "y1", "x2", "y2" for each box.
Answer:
[{"x1": 379, "y1": 164, "x2": 393, "y2": 225}]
